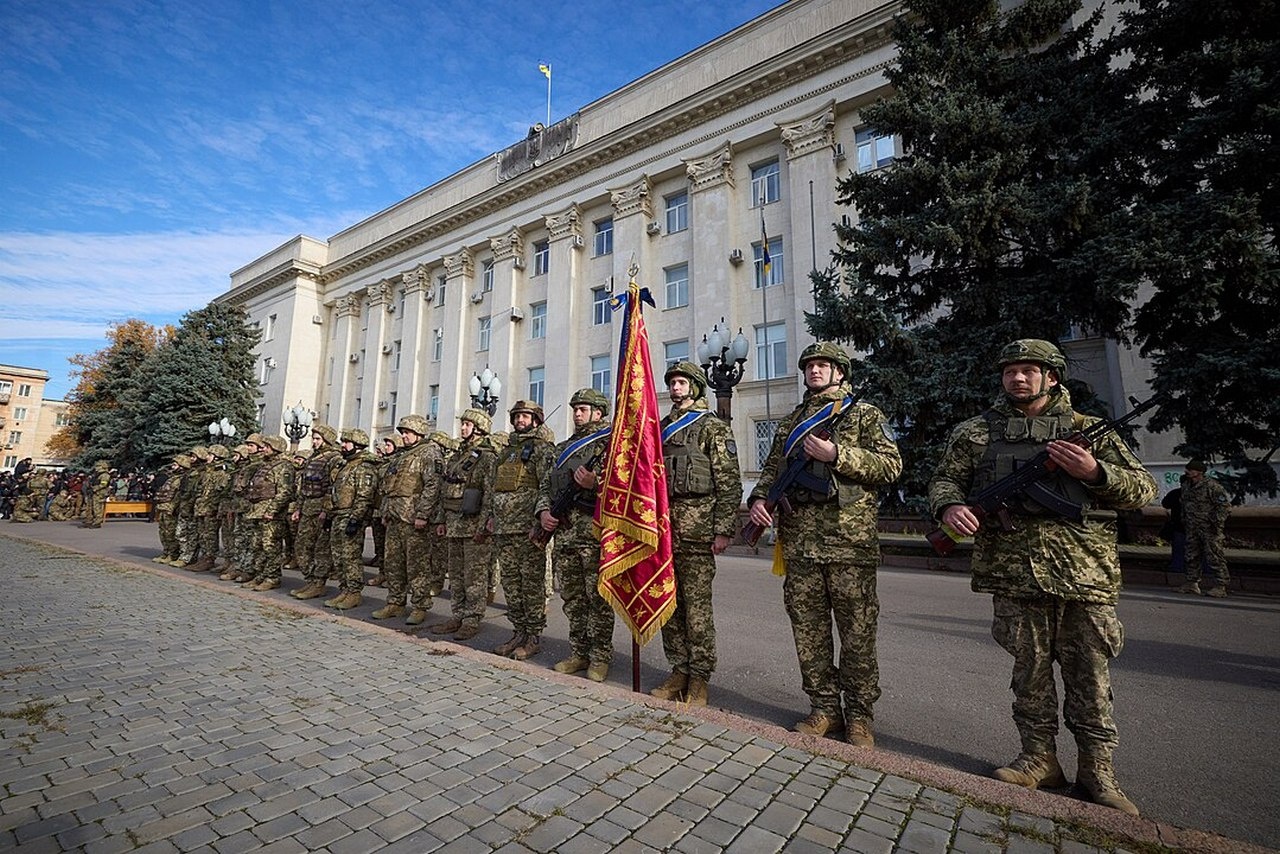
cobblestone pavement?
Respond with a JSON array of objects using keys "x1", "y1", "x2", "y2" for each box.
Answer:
[{"x1": 0, "y1": 535, "x2": 1263, "y2": 853}]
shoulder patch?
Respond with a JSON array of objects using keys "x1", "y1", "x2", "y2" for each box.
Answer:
[
  {"x1": 880, "y1": 422, "x2": 897, "y2": 443},
  {"x1": 725, "y1": 440, "x2": 737, "y2": 457}
]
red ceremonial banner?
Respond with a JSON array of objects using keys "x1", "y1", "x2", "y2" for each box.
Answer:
[{"x1": 595, "y1": 278, "x2": 675, "y2": 646}]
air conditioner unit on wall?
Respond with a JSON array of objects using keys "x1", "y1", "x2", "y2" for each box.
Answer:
[
  {"x1": 386, "y1": 303, "x2": 396, "y2": 313},
  {"x1": 264, "y1": 357, "x2": 277, "y2": 368},
  {"x1": 348, "y1": 353, "x2": 360, "y2": 363},
  {"x1": 509, "y1": 306, "x2": 524, "y2": 322},
  {"x1": 570, "y1": 234, "x2": 585, "y2": 248},
  {"x1": 311, "y1": 314, "x2": 323, "y2": 325},
  {"x1": 470, "y1": 291, "x2": 484, "y2": 304},
  {"x1": 381, "y1": 344, "x2": 394, "y2": 354},
  {"x1": 646, "y1": 221, "x2": 661, "y2": 236},
  {"x1": 728, "y1": 248, "x2": 744, "y2": 265},
  {"x1": 833, "y1": 142, "x2": 846, "y2": 162},
  {"x1": 377, "y1": 400, "x2": 388, "y2": 410},
  {"x1": 511, "y1": 257, "x2": 526, "y2": 270}
]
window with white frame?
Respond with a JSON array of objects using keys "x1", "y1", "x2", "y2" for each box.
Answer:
[
  {"x1": 750, "y1": 160, "x2": 781, "y2": 207},
  {"x1": 591, "y1": 287, "x2": 613, "y2": 325},
  {"x1": 398, "y1": 288, "x2": 406, "y2": 315},
  {"x1": 259, "y1": 359, "x2": 274, "y2": 386},
  {"x1": 256, "y1": 403, "x2": 266, "y2": 426},
  {"x1": 12, "y1": 407, "x2": 27, "y2": 421},
  {"x1": 264, "y1": 313, "x2": 276, "y2": 342},
  {"x1": 55, "y1": 412, "x2": 71, "y2": 426},
  {"x1": 754, "y1": 420, "x2": 782, "y2": 469},
  {"x1": 664, "y1": 340, "x2": 689, "y2": 369},
  {"x1": 429, "y1": 385, "x2": 439, "y2": 421},
  {"x1": 755, "y1": 322, "x2": 787, "y2": 380},
  {"x1": 482, "y1": 259, "x2": 495, "y2": 292},
  {"x1": 477, "y1": 316, "x2": 491, "y2": 352},
  {"x1": 533, "y1": 240, "x2": 550, "y2": 276},
  {"x1": 855, "y1": 127, "x2": 897, "y2": 173},
  {"x1": 593, "y1": 218, "x2": 614, "y2": 256},
  {"x1": 590, "y1": 355, "x2": 611, "y2": 394},
  {"x1": 528, "y1": 366, "x2": 545, "y2": 407},
  {"x1": 530, "y1": 301, "x2": 547, "y2": 339},
  {"x1": 393, "y1": 340, "x2": 402, "y2": 372},
  {"x1": 17, "y1": 384, "x2": 31, "y2": 397},
  {"x1": 0, "y1": 381, "x2": 11, "y2": 398},
  {"x1": 7, "y1": 431, "x2": 22, "y2": 445},
  {"x1": 435, "y1": 275, "x2": 447, "y2": 307},
  {"x1": 754, "y1": 238, "x2": 784, "y2": 289},
  {"x1": 665, "y1": 264, "x2": 689, "y2": 309},
  {"x1": 665, "y1": 191, "x2": 688, "y2": 233},
  {"x1": 3, "y1": 455, "x2": 17, "y2": 469},
  {"x1": 432, "y1": 329, "x2": 443, "y2": 361},
  {"x1": 389, "y1": 391, "x2": 398, "y2": 428},
  {"x1": 354, "y1": 398, "x2": 362, "y2": 426}
]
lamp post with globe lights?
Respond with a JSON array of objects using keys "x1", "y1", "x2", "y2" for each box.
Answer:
[
  {"x1": 468, "y1": 368, "x2": 502, "y2": 417},
  {"x1": 282, "y1": 402, "x2": 314, "y2": 451},
  {"x1": 696, "y1": 318, "x2": 750, "y2": 420},
  {"x1": 207, "y1": 417, "x2": 238, "y2": 446}
]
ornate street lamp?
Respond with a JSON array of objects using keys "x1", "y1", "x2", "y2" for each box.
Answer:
[
  {"x1": 207, "y1": 417, "x2": 238, "y2": 446},
  {"x1": 696, "y1": 317, "x2": 750, "y2": 420},
  {"x1": 282, "y1": 401, "x2": 313, "y2": 450},
  {"x1": 468, "y1": 368, "x2": 502, "y2": 417}
]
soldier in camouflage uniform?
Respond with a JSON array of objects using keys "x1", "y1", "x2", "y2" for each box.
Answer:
[
  {"x1": 188, "y1": 445, "x2": 231, "y2": 572},
  {"x1": 242, "y1": 436, "x2": 295, "y2": 591},
  {"x1": 373, "y1": 415, "x2": 444, "y2": 625},
  {"x1": 429, "y1": 409, "x2": 498, "y2": 641},
  {"x1": 10, "y1": 470, "x2": 49, "y2": 522},
  {"x1": 536, "y1": 389, "x2": 615, "y2": 682},
  {"x1": 1178, "y1": 460, "x2": 1231, "y2": 597},
  {"x1": 650, "y1": 363, "x2": 742, "y2": 706},
  {"x1": 290, "y1": 425, "x2": 345, "y2": 600},
  {"x1": 928, "y1": 339, "x2": 1156, "y2": 816},
  {"x1": 172, "y1": 448, "x2": 207, "y2": 559},
  {"x1": 420, "y1": 431, "x2": 457, "y2": 598},
  {"x1": 47, "y1": 486, "x2": 75, "y2": 522},
  {"x1": 81, "y1": 460, "x2": 114, "y2": 528},
  {"x1": 218, "y1": 443, "x2": 256, "y2": 581},
  {"x1": 484, "y1": 401, "x2": 555, "y2": 660},
  {"x1": 324, "y1": 429, "x2": 379, "y2": 611},
  {"x1": 151, "y1": 456, "x2": 189, "y2": 564},
  {"x1": 748, "y1": 342, "x2": 902, "y2": 747},
  {"x1": 367, "y1": 433, "x2": 401, "y2": 584}
]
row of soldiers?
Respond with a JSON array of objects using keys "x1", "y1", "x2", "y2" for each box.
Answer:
[{"x1": 5, "y1": 461, "x2": 115, "y2": 526}]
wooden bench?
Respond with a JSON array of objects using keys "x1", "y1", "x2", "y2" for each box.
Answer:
[{"x1": 104, "y1": 500, "x2": 153, "y2": 518}]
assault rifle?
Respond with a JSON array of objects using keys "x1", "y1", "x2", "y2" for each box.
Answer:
[
  {"x1": 926, "y1": 392, "x2": 1166, "y2": 556},
  {"x1": 528, "y1": 445, "x2": 606, "y2": 549},
  {"x1": 741, "y1": 382, "x2": 869, "y2": 548}
]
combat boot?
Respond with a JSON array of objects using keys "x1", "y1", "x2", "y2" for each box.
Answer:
[
  {"x1": 553, "y1": 655, "x2": 589, "y2": 674},
  {"x1": 218, "y1": 566, "x2": 239, "y2": 580},
  {"x1": 650, "y1": 671, "x2": 688, "y2": 701},
  {"x1": 994, "y1": 751, "x2": 1067, "y2": 789},
  {"x1": 1077, "y1": 756, "x2": 1139, "y2": 816},
  {"x1": 324, "y1": 590, "x2": 350, "y2": 608},
  {"x1": 331, "y1": 591, "x2": 362, "y2": 610},
  {"x1": 513, "y1": 635, "x2": 541, "y2": 661},
  {"x1": 1205, "y1": 585, "x2": 1228, "y2": 598},
  {"x1": 251, "y1": 578, "x2": 281, "y2": 592},
  {"x1": 405, "y1": 608, "x2": 429, "y2": 626},
  {"x1": 793, "y1": 713, "x2": 844, "y2": 738},
  {"x1": 430, "y1": 618, "x2": 463, "y2": 635},
  {"x1": 187, "y1": 557, "x2": 215, "y2": 573},
  {"x1": 453, "y1": 622, "x2": 480, "y2": 641},
  {"x1": 846, "y1": 718, "x2": 875, "y2": 748},
  {"x1": 371, "y1": 603, "x2": 407, "y2": 620},
  {"x1": 1178, "y1": 580, "x2": 1200, "y2": 594},
  {"x1": 684, "y1": 678, "x2": 708, "y2": 707},
  {"x1": 296, "y1": 582, "x2": 330, "y2": 601},
  {"x1": 586, "y1": 662, "x2": 609, "y2": 682},
  {"x1": 290, "y1": 581, "x2": 317, "y2": 599},
  {"x1": 492, "y1": 633, "x2": 524, "y2": 656}
]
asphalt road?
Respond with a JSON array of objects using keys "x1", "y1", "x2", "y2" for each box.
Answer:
[{"x1": 7, "y1": 521, "x2": 1278, "y2": 849}]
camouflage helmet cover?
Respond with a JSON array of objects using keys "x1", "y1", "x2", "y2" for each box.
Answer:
[
  {"x1": 93, "y1": 459, "x2": 110, "y2": 471},
  {"x1": 383, "y1": 432, "x2": 405, "y2": 450},
  {"x1": 172, "y1": 455, "x2": 192, "y2": 469},
  {"x1": 342, "y1": 428, "x2": 370, "y2": 448},
  {"x1": 663, "y1": 361, "x2": 708, "y2": 399},
  {"x1": 429, "y1": 431, "x2": 459, "y2": 451},
  {"x1": 797, "y1": 341, "x2": 852, "y2": 378},
  {"x1": 190, "y1": 445, "x2": 211, "y2": 462},
  {"x1": 312, "y1": 423, "x2": 338, "y2": 444},
  {"x1": 996, "y1": 339, "x2": 1067, "y2": 381},
  {"x1": 459, "y1": 408, "x2": 493, "y2": 435},
  {"x1": 508, "y1": 399, "x2": 545, "y2": 426},
  {"x1": 261, "y1": 435, "x2": 287, "y2": 453},
  {"x1": 208, "y1": 444, "x2": 230, "y2": 459},
  {"x1": 396, "y1": 414, "x2": 432, "y2": 436},
  {"x1": 244, "y1": 432, "x2": 265, "y2": 447},
  {"x1": 231, "y1": 444, "x2": 251, "y2": 458},
  {"x1": 569, "y1": 387, "x2": 610, "y2": 416}
]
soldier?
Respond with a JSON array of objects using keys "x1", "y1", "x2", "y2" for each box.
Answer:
[
  {"x1": 536, "y1": 388, "x2": 614, "y2": 682},
  {"x1": 151, "y1": 455, "x2": 189, "y2": 564},
  {"x1": 187, "y1": 445, "x2": 231, "y2": 572},
  {"x1": 649, "y1": 362, "x2": 742, "y2": 706},
  {"x1": 81, "y1": 460, "x2": 114, "y2": 528},
  {"x1": 1178, "y1": 460, "x2": 1232, "y2": 597},
  {"x1": 242, "y1": 436, "x2": 295, "y2": 591},
  {"x1": 172, "y1": 447, "x2": 207, "y2": 559},
  {"x1": 748, "y1": 342, "x2": 902, "y2": 746},
  {"x1": 367, "y1": 433, "x2": 402, "y2": 585},
  {"x1": 324, "y1": 429, "x2": 379, "y2": 611},
  {"x1": 10, "y1": 469, "x2": 49, "y2": 522},
  {"x1": 420, "y1": 431, "x2": 457, "y2": 599},
  {"x1": 429, "y1": 409, "x2": 498, "y2": 640},
  {"x1": 373, "y1": 415, "x2": 443, "y2": 625},
  {"x1": 219, "y1": 442, "x2": 260, "y2": 582},
  {"x1": 290, "y1": 425, "x2": 345, "y2": 600},
  {"x1": 928, "y1": 339, "x2": 1156, "y2": 816},
  {"x1": 484, "y1": 401, "x2": 555, "y2": 660}
]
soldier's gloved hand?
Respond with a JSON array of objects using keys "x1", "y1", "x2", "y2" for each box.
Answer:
[{"x1": 344, "y1": 518, "x2": 361, "y2": 537}]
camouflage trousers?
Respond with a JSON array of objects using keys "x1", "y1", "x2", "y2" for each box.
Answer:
[
  {"x1": 783, "y1": 559, "x2": 880, "y2": 721},
  {"x1": 86, "y1": 495, "x2": 107, "y2": 527},
  {"x1": 330, "y1": 514, "x2": 367, "y2": 593},
  {"x1": 197, "y1": 515, "x2": 222, "y2": 561},
  {"x1": 294, "y1": 513, "x2": 333, "y2": 583},
  {"x1": 156, "y1": 511, "x2": 179, "y2": 559},
  {"x1": 493, "y1": 533, "x2": 549, "y2": 637},
  {"x1": 1184, "y1": 528, "x2": 1229, "y2": 586},
  {"x1": 991, "y1": 594, "x2": 1124, "y2": 756},
  {"x1": 229, "y1": 516, "x2": 255, "y2": 574},
  {"x1": 383, "y1": 519, "x2": 433, "y2": 607},
  {"x1": 409, "y1": 525, "x2": 441, "y2": 608},
  {"x1": 249, "y1": 519, "x2": 287, "y2": 581},
  {"x1": 444, "y1": 536, "x2": 491, "y2": 626},
  {"x1": 176, "y1": 517, "x2": 198, "y2": 562},
  {"x1": 10, "y1": 496, "x2": 39, "y2": 522},
  {"x1": 372, "y1": 518, "x2": 386, "y2": 567},
  {"x1": 555, "y1": 538, "x2": 614, "y2": 665},
  {"x1": 661, "y1": 545, "x2": 718, "y2": 681}
]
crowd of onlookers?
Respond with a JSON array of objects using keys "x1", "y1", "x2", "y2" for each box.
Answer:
[{"x1": 0, "y1": 457, "x2": 158, "y2": 520}]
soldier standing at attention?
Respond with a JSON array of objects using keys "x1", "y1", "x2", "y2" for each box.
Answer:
[
  {"x1": 536, "y1": 388, "x2": 614, "y2": 682},
  {"x1": 82, "y1": 460, "x2": 115, "y2": 528},
  {"x1": 748, "y1": 342, "x2": 902, "y2": 747},
  {"x1": 367, "y1": 434, "x2": 401, "y2": 585},
  {"x1": 484, "y1": 401, "x2": 555, "y2": 660},
  {"x1": 242, "y1": 436, "x2": 295, "y2": 591},
  {"x1": 324, "y1": 430, "x2": 379, "y2": 611},
  {"x1": 1178, "y1": 460, "x2": 1232, "y2": 597},
  {"x1": 419, "y1": 431, "x2": 457, "y2": 600},
  {"x1": 650, "y1": 363, "x2": 741, "y2": 706},
  {"x1": 290, "y1": 425, "x2": 344, "y2": 600},
  {"x1": 220, "y1": 441, "x2": 260, "y2": 583},
  {"x1": 928, "y1": 339, "x2": 1156, "y2": 815},
  {"x1": 152, "y1": 456, "x2": 188, "y2": 563},
  {"x1": 188, "y1": 445, "x2": 231, "y2": 572},
  {"x1": 373, "y1": 415, "x2": 441, "y2": 624}
]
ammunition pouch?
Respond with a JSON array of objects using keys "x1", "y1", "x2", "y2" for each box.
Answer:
[
  {"x1": 494, "y1": 459, "x2": 538, "y2": 492},
  {"x1": 664, "y1": 439, "x2": 714, "y2": 498},
  {"x1": 460, "y1": 488, "x2": 483, "y2": 516}
]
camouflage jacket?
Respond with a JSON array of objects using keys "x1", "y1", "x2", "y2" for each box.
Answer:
[
  {"x1": 175, "y1": 467, "x2": 201, "y2": 517},
  {"x1": 195, "y1": 464, "x2": 230, "y2": 517},
  {"x1": 928, "y1": 390, "x2": 1157, "y2": 604},
  {"x1": 662, "y1": 399, "x2": 742, "y2": 544},
  {"x1": 537, "y1": 421, "x2": 610, "y2": 548},
  {"x1": 292, "y1": 447, "x2": 344, "y2": 515},
  {"x1": 439, "y1": 435, "x2": 497, "y2": 537},
  {"x1": 379, "y1": 440, "x2": 444, "y2": 525},
  {"x1": 331, "y1": 451, "x2": 379, "y2": 520},
  {"x1": 750, "y1": 384, "x2": 902, "y2": 563},
  {"x1": 483, "y1": 429, "x2": 555, "y2": 535},
  {"x1": 223, "y1": 459, "x2": 258, "y2": 515},
  {"x1": 1183, "y1": 476, "x2": 1230, "y2": 533},
  {"x1": 243, "y1": 456, "x2": 295, "y2": 521},
  {"x1": 152, "y1": 469, "x2": 182, "y2": 513}
]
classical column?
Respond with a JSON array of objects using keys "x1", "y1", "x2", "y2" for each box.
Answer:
[
  {"x1": 398, "y1": 264, "x2": 431, "y2": 416},
  {"x1": 486, "y1": 227, "x2": 526, "y2": 417},
  {"x1": 362, "y1": 278, "x2": 394, "y2": 433},
  {"x1": 609, "y1": 174, "x2": 653, "y2": 284},
  {"x1": 330, "y1": 294, "x2": 362, "y2": 430},
  {"x1": 779, "y1": 100, "x2": 838, "y2": 342},
  {"x1": 542, "y1": 204, "x2": 583, "y2": 437},
  {"x1": 437, "y1": 249, "x2": 474, "y2": 430},
  {"x1": 683, "y1": 142, "x2": 737, "y2": 354}
]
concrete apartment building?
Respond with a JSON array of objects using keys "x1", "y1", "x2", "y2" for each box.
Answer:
[
  {"x1": 0, "y1": 364, "x2": 69, "y2": 471},
  {"x1": 218, "y1": 0, "x2": 1189, "y2": 491}
]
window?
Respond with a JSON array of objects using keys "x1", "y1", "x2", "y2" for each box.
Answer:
[
  {"x1": 664, "y1": 340, "x2": 689, "y2": 369},
  {"x1": 399, "y1": 289, "x2": 406, "y2": 316},
  {"x1": 664, "y1": 264, "x2": 689, "y2": 309},
  {"x1": 435, "y1": 274, "x2": 447, "y2": 307},
  {"x1": 528, "y1": 367, "x2": 545, "y2": 407},
  {"x1": 0, "y1": 381, "x2": 11, "y2": 399},
  {"x1": 855, "y1": 127, "x2": 897, "y2": 173},
  {"x1": 432, "y1": 329, "x2": 443, "y2": 362},
  {"x1": 751, "y1": 161, "x2": 780, "y2": 207},
  {"x1": 665, "y1": 192, "x2": 688, "y2": 233},
  {"x1": 3, "y1": 455, "x2": 16, "y2": 469},
  {"x1": 259, "y1": 359, "x2": 274, "y2": 386},
  {"x1": 592, "y1": 287, "x2": 613, "y2": 326},
  {"x1": 264, "y1": 313, "x2": 276, "y2": 342},
  {"x1": 477, "y1": 316, "x2": 491, "y2": 352},
  {"x1": 389, "y1": 391, "x2": 398, "y2": 428},
  {"x1": 354, "y1": 398, "x2": 362, "y2": 426},
  {"x1": 256, "y1": 403, "x2": 266, "y2": 426},
  {"x1": 593, "y1": 218, "x2": 614, "y2": 256},
  {"x1": 482, "y1": 259, "x2": 495, "y2": 292},
  {"x1": 429, "y1": 385, "x2": 440, "y2": 421},
  {"x1": 534, "y1": 240, "x2": 550, "y2": 276},
  {"x1": 393, "y1": 340, "x2": 402, "y2": 372},
  {"x1": 55, "y1": 412, "x2": 71, "y2": 426},
  {"x1": 754, "y1": 238, "x2": 784, "y2": 289},
  {"x1": 754, "y1": 420, "x2": 782, "y2": 470},
  {"x1": 755, "y1": 322, "x2": 787, "y2": 380},
  {"x1": 7, "y1": 431, "x2": 22, "y2": 445},
  {"x1": 590, "y1": 355, "x2": 612, "y2": 394},
  {"x1": 12, "y1": 407, "x2": 27, "y2": 421},
  {"x1": 17, "y1": 383, "x2": 32, "y2": 397},
  {"x1": 530, "y1": 301, "x2": 547, "y2": 339}
]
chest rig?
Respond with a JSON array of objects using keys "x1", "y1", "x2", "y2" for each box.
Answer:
[
  {"x1": 494, "y1": 437, "x2": 540, "y2": 492},
  {"x1": 973, "y1": 410, "x2": 1092, "y2": 517}
]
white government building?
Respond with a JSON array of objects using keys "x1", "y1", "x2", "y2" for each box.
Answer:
[{"x1": 219, "y1": 0, "x2": 1187, "y2": 491}]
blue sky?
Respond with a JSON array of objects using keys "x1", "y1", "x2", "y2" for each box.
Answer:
[{"x1": 0, "y1": 0, "x2": 781, "y2": 399}]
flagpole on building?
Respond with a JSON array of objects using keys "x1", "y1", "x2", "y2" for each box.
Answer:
[{"x1": 539, "y1": 62, "x2": 552, "y2": 127}]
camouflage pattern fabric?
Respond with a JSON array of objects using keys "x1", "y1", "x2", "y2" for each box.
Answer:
[
  {"x1": 47, "y1": 492, "x2": 74, "y2": 522},
  {"x1": 379, "y1": 439, "x2": 443, "y2": 606},
  {"x1": 484, "y1": 428, "x2": 554, "y2": 636},
  {"x1": 329, "y1": 451, "x2": 379, "y2": 593},
  {"x1": 85, "y1": 469, "x2": 113, "y2": 527},
  {"x1": 243, "y1": 455, "x2": 296, "y2": 581},
  {"x1": 443, "y1": 537, "x2": 492, "y2": 627},
  {"x1": 293, "y1": 446, "x2": 343, "y2": 582},
  {"x1": 439, "y1": 434, "x2": 496, "y2": 624},
  {"x1": 1182, "y1": 475, "x2": 1231, "y2": 585}
]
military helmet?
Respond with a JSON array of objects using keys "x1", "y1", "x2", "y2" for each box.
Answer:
[
  {"x1": 173, "y1": 455, "x2": 192, "y2": 469},
  {"x1": 231, "y1": 444, "x2": 251, "y2": 458},
  {"x1": 797, "y1": 341, "x2": 852, "y2": 378},
  {"x1": 94, "y1": 459, "x2": 110, "y2": 471},
  {"x1": 569, "y1": 387, "x2": 610, "y2": 416},
  {"x1": 261, "y1": 435, "x2": 287, "y2": 453},
  {"x1": 342, "y1": 428, "x2": 370, "y2": 448},
  {"x1": 663, "y1": 361, "x2": 708, "y2": 399},
  {"x1": 208, "y1": 444, "x2": 230, "y2": 460},
  {"x1": 1186, "y1": 459, "x2": 1207, "y2": 472},
  {"x1": 244, "y1": 432, "x2": 265, "y2": 447},
  {"x1": 396, "y1": 414, "x2": 431, "y2": 437},
  {"x1": 508, "y1": 400, "x2": 545, "y2": 426},
  {"x1": 313, "y1": 423, "x2": 338, "y2": 445},
  {"x1": 383, "y1": 432, "x2": 405, "y2": 450},
  {"x1": 190, "y1": 445, "x2": 211, "y2": 462},
  {"x1": 429, "y1": 431, "x2": 459, "y2": 451},
  {"x1": 459, "y1": 408, "x2": 492, "y2": 435},
  {"x1": 995, "y1": 339, "x2": 1067, "y2": 381}
]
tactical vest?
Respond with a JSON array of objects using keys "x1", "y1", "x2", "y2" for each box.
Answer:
[
  {"x1": 246, "y1": 462, "x2": 279, "y2": 502},
  {"x1": 972, "y1": 410, "x2": 1093, "y2": 517},
  {"x1": 381, "y1": 445, "x2": 422, "y2": 499},
  {"x1": 549, "y1": 433, "x2": 605, "y2": 513},
  {"x1": 664, "y1": 418, "x2": 715, "y2": 498},
  {"x1": 493, "y1": 437, "x2": 540, "y2": 493},
  {"x1": 441, "y1": 443, "x2": 483, "y2": 512},
  {"x1": 331, "y1": 457, "x2": 370, "y2": 510},
  {"x1": 299, "y1": 452, "x2": 335, "y2": 498}
]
